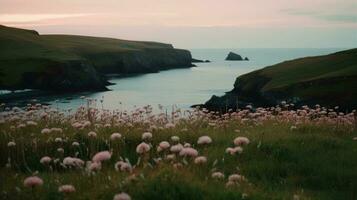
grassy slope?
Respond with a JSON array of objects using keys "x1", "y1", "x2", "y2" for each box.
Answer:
[
  {"x1": 0, "y1": 118, "x2": 356, "y2": 199},
  {"x1": 0, "y1": 25, "x2": 187, "y2": 90},
  {"x1": 232, "y1": 49, "x2": 357, "y2": 108}
]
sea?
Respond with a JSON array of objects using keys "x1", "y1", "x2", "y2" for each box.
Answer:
[{"x1": 2, "y1": 48, "x2": 346, "y2": 112}]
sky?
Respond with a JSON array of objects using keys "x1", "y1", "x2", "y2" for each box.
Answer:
[{"x1": 0, "y1": 0, "x2": 356, "y2": 48}]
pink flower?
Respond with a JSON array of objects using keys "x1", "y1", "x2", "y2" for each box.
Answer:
[
  {"x1": 110, "y1": 133, "x2": 122, "y2": 141},
  {"x1": 194, "y1": 156, "x2": 207, "y2": 164},
  {"x1": 211, "y1": 172, "x2": 225, "y2": 180},
  {"x1": 159, "y1": 141, "x2": 170, "y2": 149},
  {"x1": 88, "y1": 162, "x2": 102, "y2": 171},
  {"x1": 179, "y1": 147, "x2": 198, "y2": 157},
  {"x1": 233, "y1": 137, "x2": 250, "y2": 146},
  {"x1": 115, "y1": 161, "x2": 132, "y2": 172},
  {"x1": 23, "y1": 176, "x2": 43, "y2": 188},
  {"x1": 63, "y1": 157, "x2": 85, "y2": 168},
  {"x1": 197, "y1": 136, "x2": 212, "y2": 145},
  {"x1": 40, "y1": 156, "x2": 51, "y2": 165},
  {"x1": 41, "y1": 128, "x2": 51, "y2": 134},
  {"x1": 88, "y1": 131, "x2": 97, "y2": 138},
  {"x1": 7, "y1": 141, "x2": 16, "y2": 147},
  {"x1": 228, "y1": 174, "x2": 244, "y2": 182},
  {"x1": 92, "y1": 151, "x2": 112, "y2": 163},
  {"x1": 58, "y1": 185, "x2": 76, "y2": 193},
  {"x1": 113, "y1": 192, "x2": 131, "y2": 200},
  {"x1": 136, "y1": 142, "x2": 151, "y2": 154},
  {"x1": 225, "y1": 146, "x2": 243, "y2": 155},
  {"x1": 170, "y1": 144, "x2": 183, "y2": 153},
  {"x1": 142, "y1": 132, "x2": 152, "y2": 140}
]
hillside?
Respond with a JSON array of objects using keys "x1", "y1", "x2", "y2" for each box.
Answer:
[
  {"x1": 204, "y1": 48, "x2": 357, "y2": 110},
  {"x1": 0, "y1": 25, "x2": 192, "y2": 91}
]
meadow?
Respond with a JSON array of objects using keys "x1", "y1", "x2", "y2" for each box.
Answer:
[{"x1": 0, "y1": 101, "x2": 356, "y2": 200}]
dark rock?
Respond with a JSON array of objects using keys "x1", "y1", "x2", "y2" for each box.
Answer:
[
  {"x1": 192, "y1": 58, "x2": 211, "y2": 63},
  {"x1": 225, "y1": 52, "x2": 248, "y2": 61}
]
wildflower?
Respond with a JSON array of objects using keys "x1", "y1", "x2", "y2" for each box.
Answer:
[
  {"x1": 23, "y1": 176, "x2": 43, "y2": 188},
  {"x1": 88, "y1": 162, "x2": 102, "y2": 171},
  {"x1": 159, "y1": 141, "x2": 170, "y2": 150},
  {"x1": 113, "y1": 192, "x2": 131, "y2": 200},
  {"x1": 72, "y1": 142, "x2": 80, "y2": 147},
  {"x1": 7, "y1": 141, "x2": 16, "y2": 147},
  {"x1": 114, "y1": 161, "x2": 132, "y2": 172},
  {"x1": 233, "y1": 137, "x2": 250, "y2": 146},
  {"x1": 170, "y1": 144, "x2": 183, "y2": 153},
  {"x1": 353, "y1": 137, "x2": 357, "y2": 141},
  {"x1": 173, "y1": 162, "x2": 183, "y2": 169},
  {"x1": 179, "y1": 147, "x2": 198, "y2": 157},
  {"x1": 165, "y1": 154, "x2": 176, "y2": 161},
  {"x1": 57, "y1": 148, "x2": 64, "y2": 153},
  {"x1": 63, "y1": 157, "x2": 85, "y2": 168},
  {"x1": 228, "y1": 174, "x2": 243, "y2": 182},
  {"x1": 110, "y1": 133, "x2": 122, "y2": 141},
  {"x1": 165, "y1": 123, "x2": 175, "y2": 129},
  {"x1": 142, "y1": 132, "x2": 152, "y2": 140},
  {"x1": 171, "y1": 136, "x2": 180, "y2": 143},
  {"x1": 88, "y1": 131, "x2": 97, "y2": 138},
  {"x1": 51, "y1": 128, "x2": 63, "y2": 133},
  {"x1": 226, "y1": 146, "x2": 244, "y2": 155},
  {"x1": 26, "y1": 121, "x2": 37, "y2": 126},
  {"x1": 225, "y1": 181, "x2": 236, "y2": 187},
  {"x1": 211, "y1": 172, "x2": 225, "y2": 180},
  {"x1": 184, "y1": 143, "x2": 191, "y2": 148},
  {"x1": 92, "y1": 151, "x2": 112, "y2": 163},
  {"x1": 136, "y1": 142, "x2": 151, "y2": 154},
  {"x1": 55, "y1": 137, "x2": 63, "y2": 143},
  {"x1": 58, "y1": 185, "x2": 76, "y2": 193},
  {"x1": 41, "y1": 128, "x2": 51, "y2": 134},
  {"x1": 197, "y1": 136, "x2": 212, "y2": 145},
  {"x1": 40, "y1": 156, "x2": 51, "y2": 165},
  {"x1": 194, "y1": 156, "x2": 207, "y2": 164},
  {"x1": 242, "y1": 193, "x2": 249, "y2": 199}
]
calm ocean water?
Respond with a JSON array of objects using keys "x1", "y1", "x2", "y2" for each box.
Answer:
[{"x1": 44, "y1": 48, "x2": 344, "y2": 111}]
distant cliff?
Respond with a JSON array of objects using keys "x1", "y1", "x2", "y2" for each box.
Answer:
[
  {"x1": 204, "y1": 48, "x2": 357, "y2": 111},
  {"x1": 0, "y1": 25, "x2": 192, "y2": 92}
]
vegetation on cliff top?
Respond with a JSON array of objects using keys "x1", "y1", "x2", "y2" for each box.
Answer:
[
  {"x1": 0, "y1": 25, "x2": 192, "y2": 92},
  {"x1": 205, "y1": 48, "x2": 357, "y2": 110}
]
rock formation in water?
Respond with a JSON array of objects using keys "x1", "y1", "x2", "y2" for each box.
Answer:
[
  {"x1": 225, "y1": 52, "x2": 249, "y2": 61},
  {"x1": 191, "y1": 58, "x2": 211, "y2": 63}
]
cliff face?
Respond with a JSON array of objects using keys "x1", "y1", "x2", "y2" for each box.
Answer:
[
  {"x1": 204, "y1": 48, "x2": 357, "y2": 111},
  {"x1": 88, "y1": 48, "x2": 192, "y2": 74},
  {"x1": 0, "y1": 25, "x2": 192, "y2": 92}
]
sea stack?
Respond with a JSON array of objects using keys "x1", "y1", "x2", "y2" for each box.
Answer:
[{"x1": 225, "y1": 52, "x2": 249, "y2": 61}]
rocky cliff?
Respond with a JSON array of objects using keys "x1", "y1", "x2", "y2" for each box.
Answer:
[
  {"x1": 204, "y1": 48, "x2": 357, "y2": 111},
  {"x1": 0, "y1": 25, "x2": 193, "y2": 92}
]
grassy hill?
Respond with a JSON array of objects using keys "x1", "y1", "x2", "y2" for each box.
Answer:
[
  {"x1": 0, "y1": 25, "x2": 192, "y2": 91},
  {"x1": 205, "y1": 48, "x2": 357, "y2": 110}
]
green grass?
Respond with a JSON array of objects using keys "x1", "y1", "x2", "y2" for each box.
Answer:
[
  {"x1": 0, "y1": 112, "x2": 356, "y2": 200},
  {"x1": 230, "y1": 48, "x2": 357, "y2": 108},
  {"x1": 0, "y1": 25, "x2": 187, "y2": 90}
]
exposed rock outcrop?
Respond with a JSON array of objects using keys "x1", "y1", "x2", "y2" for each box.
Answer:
[
  {"x1": 225, "y1": 52, "x2": 249, "y2": 61},
  {"x1": 204, "y1": 48, "x2": 357, "y2": 111},
  {"x1": 0, "y1": 25, "x2": 193, "y2": 92}
]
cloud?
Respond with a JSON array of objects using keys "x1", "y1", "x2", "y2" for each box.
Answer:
[{"x1": 0, "y1": 13, "x2": 94, "y2": 24}]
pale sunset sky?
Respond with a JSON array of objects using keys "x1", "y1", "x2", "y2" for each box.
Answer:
[{"x1": 0, "y1": 0, "x2": 356, "y2": 48}]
